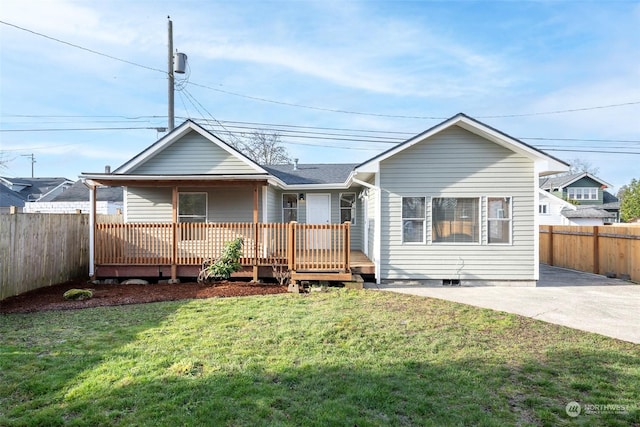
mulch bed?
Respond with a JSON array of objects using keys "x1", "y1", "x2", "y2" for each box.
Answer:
[{"x1": 0, "y1": 278, "x2": 288, "y2": 314}]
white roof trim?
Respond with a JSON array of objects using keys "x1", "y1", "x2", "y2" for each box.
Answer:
[
  {"x1": 356, "y1": 114, "x2": 569, "y2": 174},
  {"x1": 113, "y1": 120, "x2": 268, "y2": 175},
  {"x1": 557, "y1": 172, "x2": 613, "y2": 189},
  {"x1": 538, "y1": 188, "x2": 576, "y2": 211}
]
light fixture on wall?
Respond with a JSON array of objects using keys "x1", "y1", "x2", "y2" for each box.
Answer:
[{"x1": 298, "y1": 193, "x2": 305, "y2": 201}]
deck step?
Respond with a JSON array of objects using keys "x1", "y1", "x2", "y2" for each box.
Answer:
[{"x1": 290, "y1": 272, "x2": 353, "y2": 282}]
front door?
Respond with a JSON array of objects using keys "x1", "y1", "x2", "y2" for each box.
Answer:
[{"x1": 306, "y1": 193, "x2": 331, "y2": 249}]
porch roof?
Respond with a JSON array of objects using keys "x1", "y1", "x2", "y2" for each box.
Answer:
[{"x1": 80, "y1": 173, "x2": 269, "y2": 188}]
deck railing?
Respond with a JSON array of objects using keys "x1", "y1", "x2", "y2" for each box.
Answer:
[{"x1": 95, "y1": 222, "x2": 350, "y2": 272}]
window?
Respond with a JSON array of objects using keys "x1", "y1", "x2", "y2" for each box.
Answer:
[
  {"x1": 178, "y1": 193, "x2": 207, "y2": 223},
  {"x1": 539, "y1": 203, "x2": 549, "y2": 214},
  {"x1": 282, "y1": 194, "x2": 298, "y2": 222},
  {"x1": 488, "y1": 197, "x2": 511, "y2": 244},
  {"x1": 340, "y1": 193, "x2": 356, "y2": 224},
  {"x1": 567, "y1": 187, "x2": 597, "y2": 201},
  {"x1": 432, "y1": 198, "x2": 479, "y2": 243},
  {"x1": 402, "y1": 197, "x2": 426, "y2": 243}
]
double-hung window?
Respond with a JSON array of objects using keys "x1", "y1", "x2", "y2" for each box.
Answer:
[
  {"x1": 340, "y1": 193, "x2": 356, "y2": 224},
  {"x1": 487, "y1": 197, "x2": 512, "y2": 244},
  {"x1": 432, "y1": 198, "x2": 479, "y2": 243},
  {"x1": 282, "y1": 194, "x2": 298, "y2": 222},
  {"x1": 402, "y1": 197, "x2": 426, "y2": 243}
]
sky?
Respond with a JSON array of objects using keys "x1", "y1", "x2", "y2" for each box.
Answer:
[{"x1": 1, "y1": 0, "x2": 639, "y2": 191}]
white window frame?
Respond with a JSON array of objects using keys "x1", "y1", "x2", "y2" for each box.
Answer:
[
  {"x1": 487, "y1": 197, "x2": 512, "y2": 245},
  {"x1": 178, "y1": 192, "x2": 208, "y2": 223},
  {"x1": 339, "y1": 192, "x2": 356, "y2": 225},
  {"x1": 431, "y1": 197, "x2": 480, "y2": 244},
  {"x1": 401, "y1": 196, "x2": 426, "y2": 244},
  {"x1": 567, "y1": 187, "x2": 598, "y2": 201},
  {"x1": 282, "y1": 193, "x2": 298, "y2": 222},
  {"x1": 539, "y1": 202, "x2": 549, "y2": 215}
]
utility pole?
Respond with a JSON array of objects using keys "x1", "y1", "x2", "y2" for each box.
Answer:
[
  {"x1": 167, "y1": 17, "x2": 187, "y2": 132},
  {"x1": 168, "y1": 16, "x2": 175, "y2": 131},
  {"x1": 21, "y1": 153, "x2": 35, "y2": 177}
]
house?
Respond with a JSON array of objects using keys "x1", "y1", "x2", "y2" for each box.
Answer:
[
  {"x1": 539, "y1": 172, "x2": 620, "y2": 224},
  {"x1": 80, "y1": 113, "x2": 568, "y2": 286},
  {"x1": 0, "y1": 177, "x2": 74, "y2": 213},
  {"x1": 23, "y1": 179, "x2": 123, "y2": 214}
]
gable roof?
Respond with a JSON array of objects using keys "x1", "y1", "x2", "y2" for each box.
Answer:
[
  {"x1": 0, "y1": 183, "x2": 27, "y2": 207},
  {"x1": 50, "y1": 180, "x2": 123, "y2": 202},
  {"x1": 356, "y1": 113, "x2": 569, "y2": 174},
  {"x1": 539, "y1": 172, "x2": 612, "y2": 190},
  {"x1": 0, "y1": 177, "x2": 73, "y2": 203},
  {"x1": 538, "y1": 188, "x2": 577, "y2": 211},
  {"x1": 263, "y1": 163, "x2": 356, "y2": 186},
  {"x1": 113, "y1": 120, "x2": 268, "y2": 175}
]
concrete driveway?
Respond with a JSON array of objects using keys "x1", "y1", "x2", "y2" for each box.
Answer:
[{"x1": 366, "y1": 265, "x2": 640, "y2": 344}]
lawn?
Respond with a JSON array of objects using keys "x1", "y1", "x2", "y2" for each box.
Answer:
[{"x1": 1, "y1": 289, "x2": 638, "y2": 426}]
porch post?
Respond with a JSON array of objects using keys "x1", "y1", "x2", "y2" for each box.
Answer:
[
  {"x1": 171, "y1": 186, "x2": 178, "y2": 280},
  {"x1": 89, "y1": 184, "x2": 96, "y2": 278},
  {"x1": 252, "y1": 183, "x2": 259, "y2": 281},
  {"x1": 344, "y1": 221, "x2": 351, "y2": 272}
]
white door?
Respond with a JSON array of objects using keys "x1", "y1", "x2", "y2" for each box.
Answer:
[{"x1": 306, "y1": 193, "x2": 331, "y2": 249}]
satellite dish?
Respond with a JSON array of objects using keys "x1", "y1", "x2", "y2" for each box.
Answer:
[{"x1": 175, "y1": 52, "x2": 187, "y2": 74}]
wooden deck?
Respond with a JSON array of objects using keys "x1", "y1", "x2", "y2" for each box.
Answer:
[{"x1": 93, "y1": 222, "x2": 374, "y2": 281}]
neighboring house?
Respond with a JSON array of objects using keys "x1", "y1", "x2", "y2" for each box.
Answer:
[
  {"x1": 80, "y1": 114, "x2": 568, "y2": 286},
  {"x1": 23, "y1": 180, "x2": 123, "y2": 214},
  {"x1": 0, "y1": 177, "x2": 74, "y2": 213},
  {"x1": 539, "y1": 172, "x2": 619, "y2": 223}
]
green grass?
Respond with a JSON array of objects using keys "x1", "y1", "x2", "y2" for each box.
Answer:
[{"x1": 1, "y1": 289, "x2": 638, "y2": 426}]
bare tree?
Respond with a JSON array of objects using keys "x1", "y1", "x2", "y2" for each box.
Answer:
[
  {"x1": 565, "y1": 158, "x2": 600, "y2": 176},
  {"x1": 235, "y1": 131, "x2": 291, "y2": 165}
]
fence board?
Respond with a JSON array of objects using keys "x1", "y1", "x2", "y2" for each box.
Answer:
[
  {"x1": 540, "y1": 225, "x2": 639, "y2": 282},
  {"x1": 1, "y1": 213, "x2": 89, "y2": 300}
]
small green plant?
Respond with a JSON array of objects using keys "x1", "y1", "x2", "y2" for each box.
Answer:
[
  {"x1": 63, "y1": 289, "x2": 93, "y2": 301},
  {"x1": 198, "y1": 237, "x2": 244, "y2": 282}
]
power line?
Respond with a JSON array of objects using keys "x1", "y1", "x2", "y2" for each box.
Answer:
[{"x1": 0, "y1": 20, "x2": 166, "y2": 75}]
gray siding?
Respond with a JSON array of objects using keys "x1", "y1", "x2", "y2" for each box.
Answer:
[
  {"x1": 131, "y1": 130, "x2": 259, "y2": 175},
  {"x1": 379, "y1": 126, "x2": 536, "y2": 281},
  {"x1": 125, "y1": 186, "x2": 264, "y2": 223},
  {"x1": 265, "y1": 186, "x2": 280, "y2": 223}
]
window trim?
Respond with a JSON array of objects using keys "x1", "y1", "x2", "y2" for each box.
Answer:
[
  {"x1": 339, "y1": 192, "x2": 357, "y2": 225},
  {"x1": 431, "y1": 197, "x2": 480, "y2": 245},
  {"x1": 178, "y1": 192, "x2": 208, "y2": 223},
  {"x1": 401, "y1": 196, "x2": 426, "y2": 244},
  {"x1": 282, "y1": 193, "x2": 298, "y2": 223},
  {"x1": 539, "y1": 202, "x2": 550, "y2": 215},
  {"x1": 567, "y1": 187, "x2": 598, "y2": 201},
  {"x1": 487, "y1": 196, "x2": 512, "y2": 245}
]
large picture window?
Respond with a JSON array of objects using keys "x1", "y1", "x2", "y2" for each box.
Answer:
[
  {"x1": 282, "y1": 194, "x2": 298, "y2": 222},
  {"x1": 178, "y1": 192, "x2": 207, "y2": 223},
  {"x1": 340, "y1": 193, "x2": 356, "y2": 224},
  {"x1": 402, "y1": 197, "x2": 426, "y2": 243},
  {"x1": 487, "y1": 197, "x2": 512, "y2": 244},
  {"x1": 432, "y1": 198, "x2": 479, "y2": 243}
]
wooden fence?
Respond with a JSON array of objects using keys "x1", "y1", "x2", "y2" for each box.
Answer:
[
  {"x1": 540, "y1": 225, "x2": 640, "y2": 282},
  {"x1": 0, "y1": 213, "x2": 90, "y2": 300}
]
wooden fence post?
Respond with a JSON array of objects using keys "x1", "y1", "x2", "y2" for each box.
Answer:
[
  {"x1": 287, "y1": 221, "x2": 297, "y2": 271},
  {"x1": 593, "y1": 226, "x2": 599, "y2": 275},
  {"x1": 548, "y1": 225, "x2": 554, "y2": 266}
]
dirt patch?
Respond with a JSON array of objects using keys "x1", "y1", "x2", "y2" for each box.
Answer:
[{"x1": 0, "y1": 278, "x2": 288, "y2": 314}]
